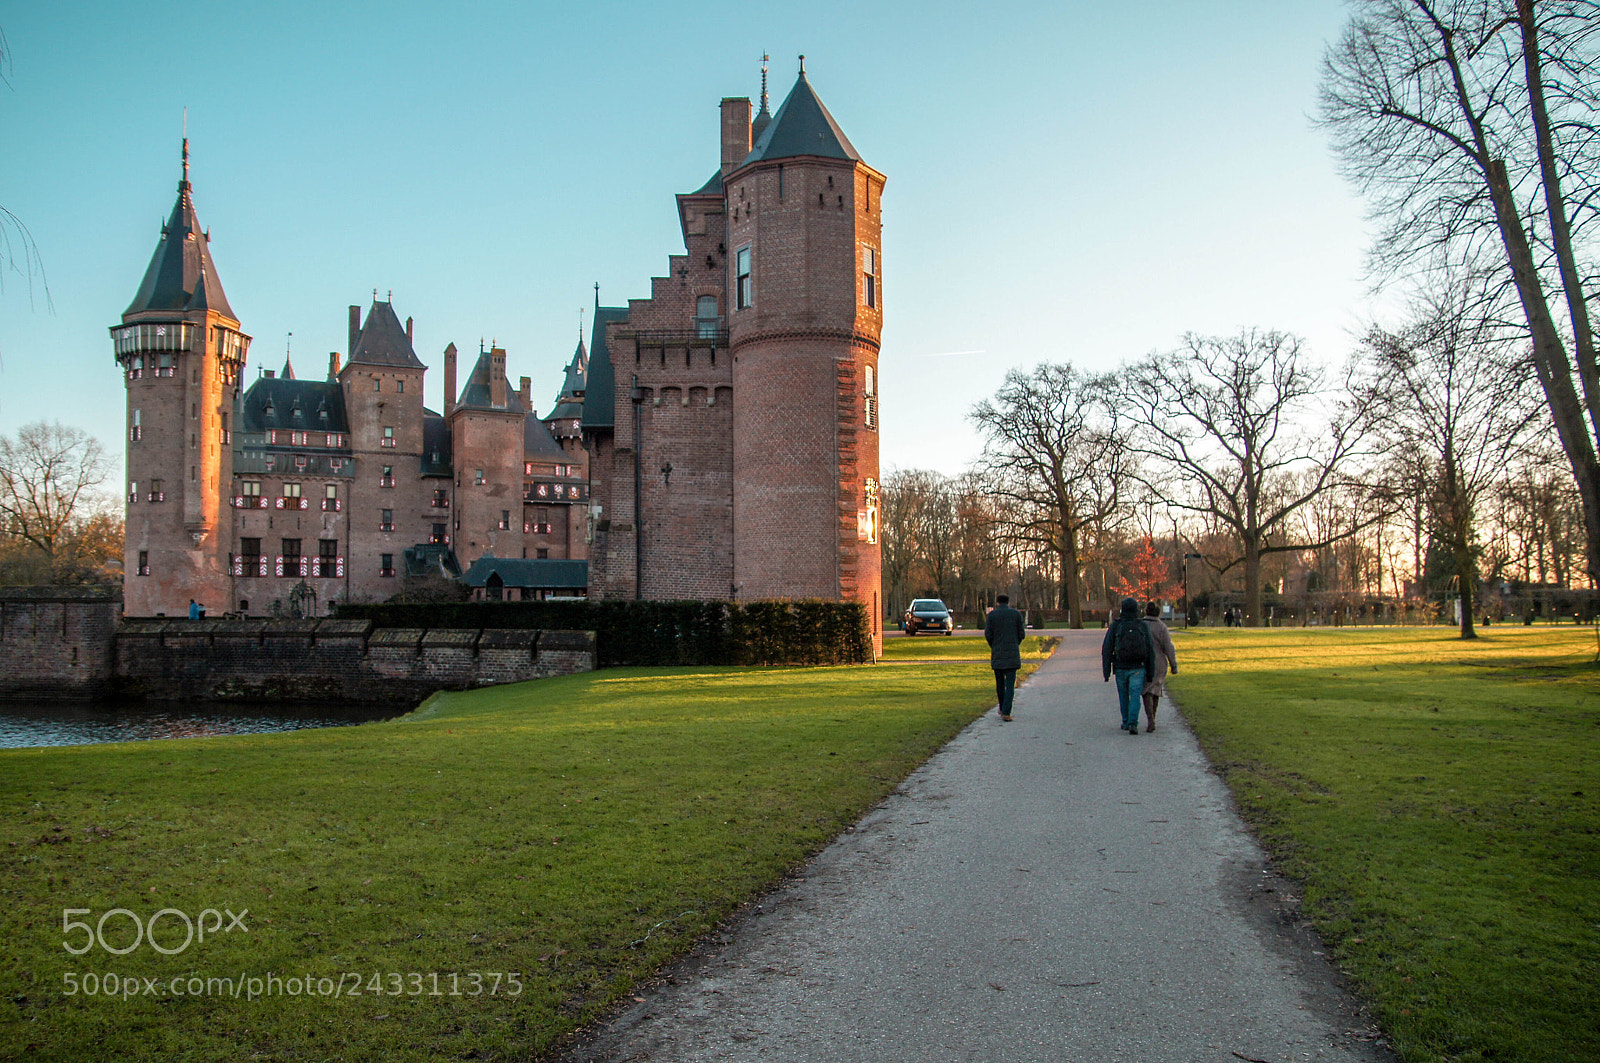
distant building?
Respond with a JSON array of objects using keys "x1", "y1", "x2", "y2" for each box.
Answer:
[{"x1": 115, "y1": 61, "x2": 882, "y2": 644}]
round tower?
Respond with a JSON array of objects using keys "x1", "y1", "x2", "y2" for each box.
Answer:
[
  {"x1": 725, "y1": 60, "x2": 885, "y2": 647},
  {"x1": 113, "y1": 141, "x2": 250, "y2": 617}
]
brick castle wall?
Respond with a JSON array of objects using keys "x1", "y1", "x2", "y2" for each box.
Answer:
[{"x1": 0, "y1": 589, "x2": 121, "y2": 699}]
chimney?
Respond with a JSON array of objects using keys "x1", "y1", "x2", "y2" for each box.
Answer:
[
  {"x1": 720, "y1": 97, "x2": 752, "y2": 176},
  {"x1": 406, "y1": 316, "x2": 414, "y2": 346},
  {"x1": 264, "y1": 369, "x2": 275, "y2": 379},
  {"x1": 519, "y1": 375, "x2": 531, "y2": 411},
  {"x1": 328, "y1": 351, "x2": 340, "y2": 380},
  {"x1": 490, "y1": 347, "x2": 507, "y2": 409},
  {"x1": 348, "y1": 305, "x2": 361, "y2": 360},
  {"x1": 444, "y1": 343, "x2": 458, "y2": 419}
]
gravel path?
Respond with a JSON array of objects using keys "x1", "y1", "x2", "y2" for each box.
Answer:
[{"x1": 557, "y1": 632, "x2": 1394, "y2": 1063}]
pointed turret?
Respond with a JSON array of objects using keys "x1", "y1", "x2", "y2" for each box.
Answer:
[
  {"x1": 750, "y1": 53, "x2": 773, "y2": 144},
  {"x1": 347, "y1": 300, "x2": 425, "y2": 369},
  {"x1": 742, "y1": 60, "x2": 861, "y2": 165},
  {"x1": 124, "y1": 139, "x2": 238, "y2": 322}
]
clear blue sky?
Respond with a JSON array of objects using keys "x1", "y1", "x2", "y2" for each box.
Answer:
[{"x1": 0, "y1": 0, "x2": 1373, "y2": 478}]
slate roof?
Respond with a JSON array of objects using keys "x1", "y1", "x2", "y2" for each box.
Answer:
[
  {"x1": 403, "y1": 543, "x2": 461, "y2": 578},
  {"x1": 547, "y1": 339, "x2": 587, "y2": 422},
  {"x1": 742, "y1": 71, "x2": 861, "y2": 165},
  {"x1": 238, "y1": 376, "x2": 349, "y2": 435},
  {"x1": 461, "y1": 556, "x2": 588, "y2": 591},
  {"x1": 421, "y1": 410, "x2": 453, "y2": 476},
  {"x1": 455, "y1": 350, "x2": 525, "y2": 413},
  {"x1": 349, "y1": 301, "x2": 425, "y2": 369},
  {"x1": 124, "y1": 153, "x2": 238, "y2": 322},
  {"x1": 580, "y1": 305, "x2": 629, "y2": 431},
  {"x1": 524, "y1": 416, "x2": 568, "y2": 459}
]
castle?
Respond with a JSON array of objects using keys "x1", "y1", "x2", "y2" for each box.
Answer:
[{"x1": 116, "y1": 61, "x2": 884, "y2": 645}]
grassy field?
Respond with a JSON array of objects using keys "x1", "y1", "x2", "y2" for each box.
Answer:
[
  {"x1": 1168, "y1": 625, "x2": 1598, "y2": 1063},
  {"x1": 0, "y1": 638, "x2": 1046, "y2": 1062}
]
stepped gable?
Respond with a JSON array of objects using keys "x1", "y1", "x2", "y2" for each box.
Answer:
[
  {"x1": 348, "y1": 300, "x2": 425, "y2": 369},
  {"x1": 742, "y1": 67, "x2": 861, "y2": 165},
  {"x1": 124, "y1": 141, "x2": 237, "y2": 322}
]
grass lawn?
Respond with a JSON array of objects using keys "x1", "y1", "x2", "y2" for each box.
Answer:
[
  {"x1": 0, "y1": 638, "x2": 1048, "y2": 1062},
  {"x1": 1168, "y1": 625, "x2": 1599, "y2": 1063}
]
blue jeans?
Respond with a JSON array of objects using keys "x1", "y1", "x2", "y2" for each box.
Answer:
[
  {"x1": 994, "y1": 668, "x2": 1017, "y2": 716},
  {"x1": 1114, "y1": 669, "x2": 1146, "y2": 730}
]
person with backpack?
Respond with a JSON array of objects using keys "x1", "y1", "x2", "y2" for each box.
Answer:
[{"x1": 1102, "y1": 596, "x2": 1156, "y2": 735}]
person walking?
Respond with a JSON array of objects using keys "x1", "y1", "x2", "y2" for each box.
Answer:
[
  {"x1": 1102, "y1": 596, "x2": 1155, "y2": 734},
  {"x1": 985, "y1": 594, "x2": 1027, "y2": 721},
  {"x1": 1140, "y1": 601, "x2": 1178, "y2": 733}
]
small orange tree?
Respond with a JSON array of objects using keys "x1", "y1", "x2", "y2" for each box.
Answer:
[{"x1": 1113, "y1": 537, "x2": 1180, "y2": 604}]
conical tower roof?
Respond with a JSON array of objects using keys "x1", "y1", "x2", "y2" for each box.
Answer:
[
  {"x1": 124, "y1": 140, "x2": 237, "y2": 322},
  {"x1": 742, "y1": 63, "x2": 861, "y2": 165}
]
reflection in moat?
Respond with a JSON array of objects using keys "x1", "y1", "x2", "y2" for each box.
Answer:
[{"x1": 0, "y1": 699, "x2": 407, "y2": 749}]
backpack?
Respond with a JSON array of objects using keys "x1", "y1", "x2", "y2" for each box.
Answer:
[{"x1": 1112, "y1": 618, "x2": 1149, "y2": 668}]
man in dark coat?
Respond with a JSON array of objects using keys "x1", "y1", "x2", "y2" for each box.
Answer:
[
  {"x1": 1102, "y1": 596, "x2": 1156, "y2": 735},
  {"x1": 985, "y1": 594, "x2": 1027, "y2": 721}
]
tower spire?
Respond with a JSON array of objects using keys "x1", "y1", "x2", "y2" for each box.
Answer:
[{"x1": 760, "y1": 52, "x2": 770, "y2": 112}]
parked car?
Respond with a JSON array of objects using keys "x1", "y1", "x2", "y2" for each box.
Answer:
[{"x1": 903, "y1": 598, "x2": 955, "y2": 635}]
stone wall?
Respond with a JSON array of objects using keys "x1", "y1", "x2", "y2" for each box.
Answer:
[
  {"x1": 110, "y1": 618, "x2": 593, "y2": 703},
  {"x1": 0, "y1": 588, "x2": 122, "y2": 699}
]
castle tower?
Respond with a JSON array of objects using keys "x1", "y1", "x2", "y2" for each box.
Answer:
[
  {"x1": 724, "y1": 61, "x2": 885, "y2": 645},
  {"x1": 113, "y1": 141, "x2": 250, "y2": 616}
]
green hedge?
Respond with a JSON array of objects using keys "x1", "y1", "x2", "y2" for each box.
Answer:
[{"x1": 334, "y1": 598, "x2": 872, "y2": 668}]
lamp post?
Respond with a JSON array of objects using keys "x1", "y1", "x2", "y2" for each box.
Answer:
[{"x1": 1183, "y1": 552, "x2": 1204, "y2": 627}]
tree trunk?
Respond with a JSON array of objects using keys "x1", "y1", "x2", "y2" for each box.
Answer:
[
  {"x1": 1061, "y1": 536, "x2": 1083, "y2": 629},
  {"x1": 1243, "y1": 537, "x2": 1264, "y2": 627}
]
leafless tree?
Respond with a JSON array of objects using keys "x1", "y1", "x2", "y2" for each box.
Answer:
[
  {"x1": 1321, "y1": 0, "x2": 1600, "y2": 586},
  {"x1": 0, "y1": 422, "x2": 114, "y2": 584},
  {"x1": 1355, "y1": 280, "x2": 1541, "y2": 635},
  {"x1": 970, "y1": 363, "x2": 1132, "y2": 628},
  {"x1": 1120, "y1": 330, "x2": 1376, "y2": 626}
]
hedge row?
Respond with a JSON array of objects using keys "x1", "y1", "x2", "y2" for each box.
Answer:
[{"x1": 333, "y1": 599, "x2": 873, "y2": 668}]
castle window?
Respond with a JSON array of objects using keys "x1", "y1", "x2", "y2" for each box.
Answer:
[
  {"x1": 474, "y1": 469, "x2": 485, "y2": 485},
  {"x1": 136, "y1": 551, "x2": 149, "y2": 576},
  {"x1": 536, "y1": 548, "x2": 549, "y2": 559},
  {"x1": 240, "y1": 539, "x2": 262, "y2": 579},
  {"x1": 380, "y1": 465, "x2": 395, "y2": 488},
  {"x1": 290, "y1": 431, "x2": 307, "y2": 446},
  {"x1": 381, "y1": 426, "x2": 396, "y2": 447},
  {"x1": 380, "y1": 553, "x2": 395, "y2": 577},
  {"x1": 380, "y1": 509, "x2": 394, "y2": 533},
  {"x1": 295, "y1": 455, "x2": 308, "y2": 470},
  {"x1": 322, "y1": 484, "x2": 341, "y2": 512},
  {"x1": 282, "y1": 482, "x2": 302, "y2": 498},
  {"x1": 374, "y1": 378, "x2": 381, "y2": 392},
  {"x1": 696, "y1": 296, "x2": 719, "y2": 338},
  {"x1": 149, "y1": 479, "x2": 165, "y2": 503},
  {"x1": 242, "y1": 480, "x2": 261, "y2": 497},
  {"x1": 129, "y1": 410, "x2": 141, "y2": 442},
  {"x1": 864, "y1": 365, "x2": 878, "y2": 430},
  {"x1": 280, "y1": 539, "x2": 303, "y2": 578},
  {"x1": 326, "y1": 433, "x2": 344, "y2": 447},
  {"x1": 317, "y1": 539, "x2": 338, "y2": 578},
  {"x1": 736, "y1": 247, "x2": 752, "y2": 309},
  {"x1": 129, "y1": 481, "x2": 139, "y2": 503},
  {"x1": 863, "y1": 246, "x2": 878, "y2": 308},
  {"x1": 431, "y1": 523, "x2": 448, "y2": 545},
  {"x1": 397, "y1": 380, "x2": 404, "y2": 394},
  {"x1": 498, "y1": 510, "x2": 510, "y2": 530}
]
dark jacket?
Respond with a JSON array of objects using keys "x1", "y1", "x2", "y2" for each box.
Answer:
[
  {"x1": 1102, "y1": 613, "x2": 1156, "y2": 681},
  {"x1": 984, "y1": 604, "x2": 1026, "y2": 671}
]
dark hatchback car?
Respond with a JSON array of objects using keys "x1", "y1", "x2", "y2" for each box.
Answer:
[{"x1": 903, "y1": 599, "x2": 955, "y2": 635}]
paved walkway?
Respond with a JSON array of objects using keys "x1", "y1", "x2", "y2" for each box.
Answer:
[{"x1": 560, "y1": 632, "x2": 1394, "y2": 1063}]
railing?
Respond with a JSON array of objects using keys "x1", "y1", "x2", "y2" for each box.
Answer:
[{"x1": 623, "y1": 327, "x2": 729, "y2": 346}]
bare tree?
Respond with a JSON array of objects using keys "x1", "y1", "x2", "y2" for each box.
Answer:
[
  {"x1": 1121, "y1": 330, "x2": 1375, "y2": 626},
  {"x1": 1321, "y1": 0, "x2": 1600, "y2": 586},
  {"x1": 0, "y1": 27, "x2": 51, "y2": 341},
  {"x1": 970, "y1": 363, "x2": 1131, "y2": 628},
  {"x1": 1356, "y1": 280, "x2": 1540, "y2": 636},
  {"x1": 0, "y1": 422, "x2": 111, "y2": 565}
]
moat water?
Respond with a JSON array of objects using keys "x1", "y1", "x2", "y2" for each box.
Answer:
[{"x1": 0, "y1": 700, "x2": 408, "y2": 749}]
